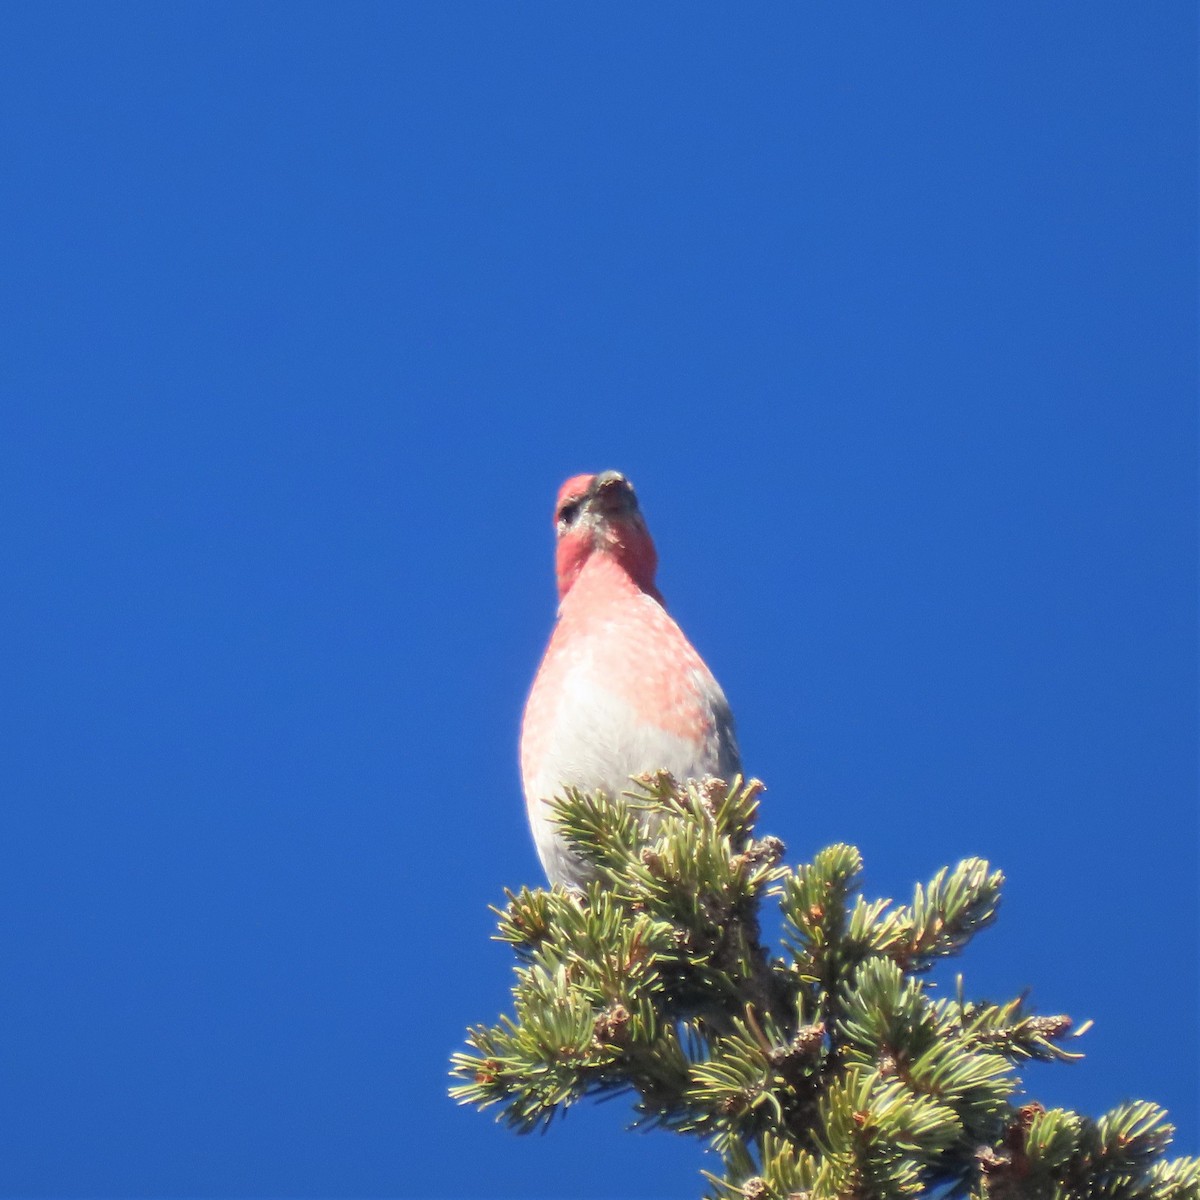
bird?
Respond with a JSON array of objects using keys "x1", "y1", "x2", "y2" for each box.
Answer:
[{"x1": 519, "y1": 470, "x2": 741, "y2": 887}]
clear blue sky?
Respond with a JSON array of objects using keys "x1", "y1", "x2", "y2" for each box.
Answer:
[{"x1": 2, "y1": 5, "x2": 1195, "y2": 1197}]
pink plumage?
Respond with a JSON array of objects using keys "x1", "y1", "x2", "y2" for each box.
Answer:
[{"x1": 520, "y1": 471, "x2": 740, "y2": 886}]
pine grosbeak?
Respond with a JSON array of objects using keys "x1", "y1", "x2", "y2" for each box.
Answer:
[{"x1": 520, "y1": 471, "x2": 741, "y2": 886}]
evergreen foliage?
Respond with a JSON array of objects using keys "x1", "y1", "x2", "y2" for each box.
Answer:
[{"x1": 451, "y1": 776, "x2": 1196, "y2": 1200}]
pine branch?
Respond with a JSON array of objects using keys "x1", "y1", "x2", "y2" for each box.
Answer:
[{"x1": 451, "y1": 777, "x2": 1196, "y2": 1200}]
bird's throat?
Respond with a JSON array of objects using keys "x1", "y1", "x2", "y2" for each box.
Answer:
[{"x1": 557, "y1": 539, "x2": 662, "y2": 608}]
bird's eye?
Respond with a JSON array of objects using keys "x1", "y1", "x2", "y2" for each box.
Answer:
[{"x1": 557, "y1": 499, "x2": 583, "y2": 527}]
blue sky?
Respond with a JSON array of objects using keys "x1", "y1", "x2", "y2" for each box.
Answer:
[{"x1": 2, "y1": 5, "x2": 1195, "y2": 1197}]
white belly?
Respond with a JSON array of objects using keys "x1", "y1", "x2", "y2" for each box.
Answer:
[{"x1": 522, "y1": 666, "x2": 740, "y2": 886}]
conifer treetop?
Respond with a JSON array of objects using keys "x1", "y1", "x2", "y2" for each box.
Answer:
[{"x1": 451, "y1": 776, "x2": 1198, "y2": 1200}]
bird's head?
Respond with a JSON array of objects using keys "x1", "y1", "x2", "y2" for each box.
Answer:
[{"x1": 553, "y1": 471, "x2": 659, "y2": 600}]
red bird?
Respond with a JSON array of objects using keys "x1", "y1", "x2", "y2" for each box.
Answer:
[{"x1": 520, "y1": 471, "x2": 741, "y2": 886}]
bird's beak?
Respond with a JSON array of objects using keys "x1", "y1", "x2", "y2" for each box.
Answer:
[{"x1": 586, "y1": 472, "x2": 638, "y2": 518}]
